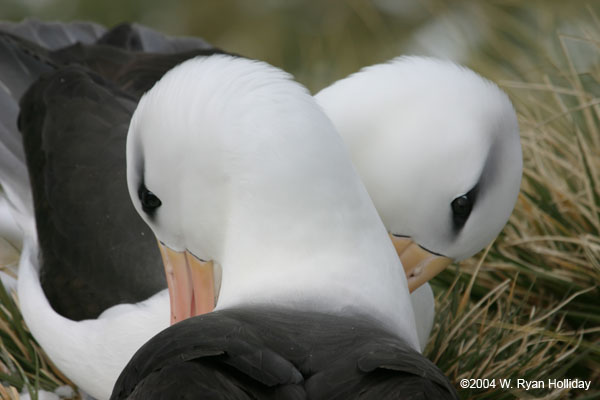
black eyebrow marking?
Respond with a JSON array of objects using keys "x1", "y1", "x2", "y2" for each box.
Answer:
[
  {"x1": 138, "y1": 180, "x2": 162, "y2": 217},
  {"x1": 418, "y1": 244, "x2": 446, "y2": 258},
  {"x1": 391, "y1": 234, "x2": 448, "y2": 257},
  {"x1": 451, "y1": 137, "x2": 501, "y2": 235},
  {"x1": 134, "y1": 146, "x2": 159, "y2": 220}
]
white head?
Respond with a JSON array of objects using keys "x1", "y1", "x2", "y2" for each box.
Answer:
[
  {"x1": 126, "y1": 55, "x2": 419, "y2": 347},
  {"x1": 316, "y1": 56, "x2": 522, "y2": 287}
]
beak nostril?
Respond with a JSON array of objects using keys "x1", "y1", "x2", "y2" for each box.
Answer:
[{"x1": 390, "y1": 235, "x2": 452, "y2": 292}]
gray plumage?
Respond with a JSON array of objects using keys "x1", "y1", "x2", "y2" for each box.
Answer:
[
  {"x1": 0, "y1": 19, "x2": 225, "y2": 319},
  {"x1": 111, "y1": 307, "x2": 458, "y2": 400}
]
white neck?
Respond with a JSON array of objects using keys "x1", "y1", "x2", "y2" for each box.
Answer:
[
  {"x1": 130, "y1": 56, "x2": 420, "y2": 349},
  {"x1": 211, "y1": 109, "x2": 418, "y2": 348}
]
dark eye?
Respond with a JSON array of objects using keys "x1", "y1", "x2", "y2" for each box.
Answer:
[
  {"x1": 138, "y1": 182, "x2": 162, "y2": 215},
  {"x1": 451, "y1": 184, "x2": 478, "y2": 231},
  {"x1": 452, "y1": 195, "x2": 472, "y2": 219}
]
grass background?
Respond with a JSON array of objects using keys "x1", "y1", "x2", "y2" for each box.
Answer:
[{"x1": 0, "y1": 0, "x2": 599, "y2": 398}]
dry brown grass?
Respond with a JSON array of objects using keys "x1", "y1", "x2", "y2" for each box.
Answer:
[{"x1": 425, "y1": 13, "x2": 600, "y2": 397}]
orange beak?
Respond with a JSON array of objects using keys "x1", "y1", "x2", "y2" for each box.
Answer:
[
  {"x1": 157, "y1": 242, "x2": 216, "y2": 325},
  {"x1": 389, "y1": 235, "x2": 452, "y2": 293}
]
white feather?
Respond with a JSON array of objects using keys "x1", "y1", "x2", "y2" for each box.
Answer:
[
  {"x1": 18, "y1": 238, "x2": 169, "y2": 400},
  {"x1": 128, "y1": 55, "x2": 420, "y2": 347},
  {"x1": 316, "y1": 56, "x2": 522, "y2": 349},
  {"x1": 316, "y1": 56, "x2": 522, "y2": 261}
]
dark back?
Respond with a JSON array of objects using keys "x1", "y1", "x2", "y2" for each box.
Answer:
[
  {"x1": 6, "y1": 21, "x2": 226, "y2": 319},
  {"x1": 112, "y1": 307, "x2": 459, "y2": 400}
]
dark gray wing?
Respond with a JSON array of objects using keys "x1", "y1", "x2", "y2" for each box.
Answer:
[
  {"x1": 110, "y1": 310, "x2": 306, "y2": 400},
  {"x1": 112, "y1": 307, "x2": 458, "y2": 400},
  {"x1": 2, "y1": 21, "x2": 227, "y2": 320},
  {"x1": 0, "y1": 18, "x2": 105, "y2": 50},
  {"x1": 19, "y1": 66, "x2": 167, "y2": 320},
  {"x1": 233, "y1": 308, "x2": 459, "y2": 400},
  {"x1": 0, "y1": 31, "x2": 56, "y2": 219},
  {"x1": 318, "y1": 341, "x2": 458, "y2": 399},
  {"x1": 50, "y1": 41, "x2": 227, "y2": 98},
  {"x1": 0, "y1": 21, "x2": 226, "y2": 218},
  {"x1": 97, "y1": 22, "x2": 215, "y2": 54},
  {"x1": 0, "y1": 18, "x2": 105, "y2": 162}
]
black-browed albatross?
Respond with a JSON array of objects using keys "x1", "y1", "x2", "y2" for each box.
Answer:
[
  {"x1": 110, "y1": 53, "x2": 456, "y2": 399},
  {"x1": 0, "y1": 20, "x2": 433, "y2": 398},
  {"x1": 0, "y1": 19, "x2": 520, "y2": 398},
  {"x1": 0, "y1": 20, "x2": 226, "y2": 399},
  {"x1": 315, "y1": 56, "x2": 522, "y2": 346}
]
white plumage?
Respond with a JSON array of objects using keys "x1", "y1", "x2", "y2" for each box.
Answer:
[
  {"x1": 18, "y1": 250, "x2": 169, "y2": 399},
  {"x1": 316, "y1": 56, "x2": 522, "y2": 346},
  {"x1": 1, "y1": 47, "x2": 522, "y2": 398},
  {"x1": 316, "y1": 56, "x2": 521, "y2": 260},
  {"x1": 128, "y1": 55, "x2": 420, "y2": 345}
]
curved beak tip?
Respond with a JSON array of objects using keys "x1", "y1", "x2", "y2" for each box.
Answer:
[
  {"x1": 157, "y1": 242, "x2": 217, "y2": 325},
  {"x1": 389, "y1": 235, "x2": 452, "y2": 293}
]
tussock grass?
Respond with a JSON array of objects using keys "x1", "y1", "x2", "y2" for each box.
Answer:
[
  {"x1": 0, "y1": 279, "x2": 77, "y2": 399},
  {"x1": 426, "y1": 10, "x2": 600, "y2": 398}
]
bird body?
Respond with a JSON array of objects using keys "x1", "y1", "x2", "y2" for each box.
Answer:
[
  {"x1": 111, "y1": 306, "x2": 456, "y2": 400},
  {"x1": 0, "y1": 20, "x2": 222, "y2": 399},
  {"x1": 114, "y1": 52, "x2": 456, "y2": 399}
]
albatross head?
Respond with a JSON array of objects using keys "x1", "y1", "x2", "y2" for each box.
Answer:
[
  {"x1": 125, "y1": 55, "x2": 419, "y2": 347},
  {"x1": 316, "y1": 56, "x2": 522, "y2": 292}
]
